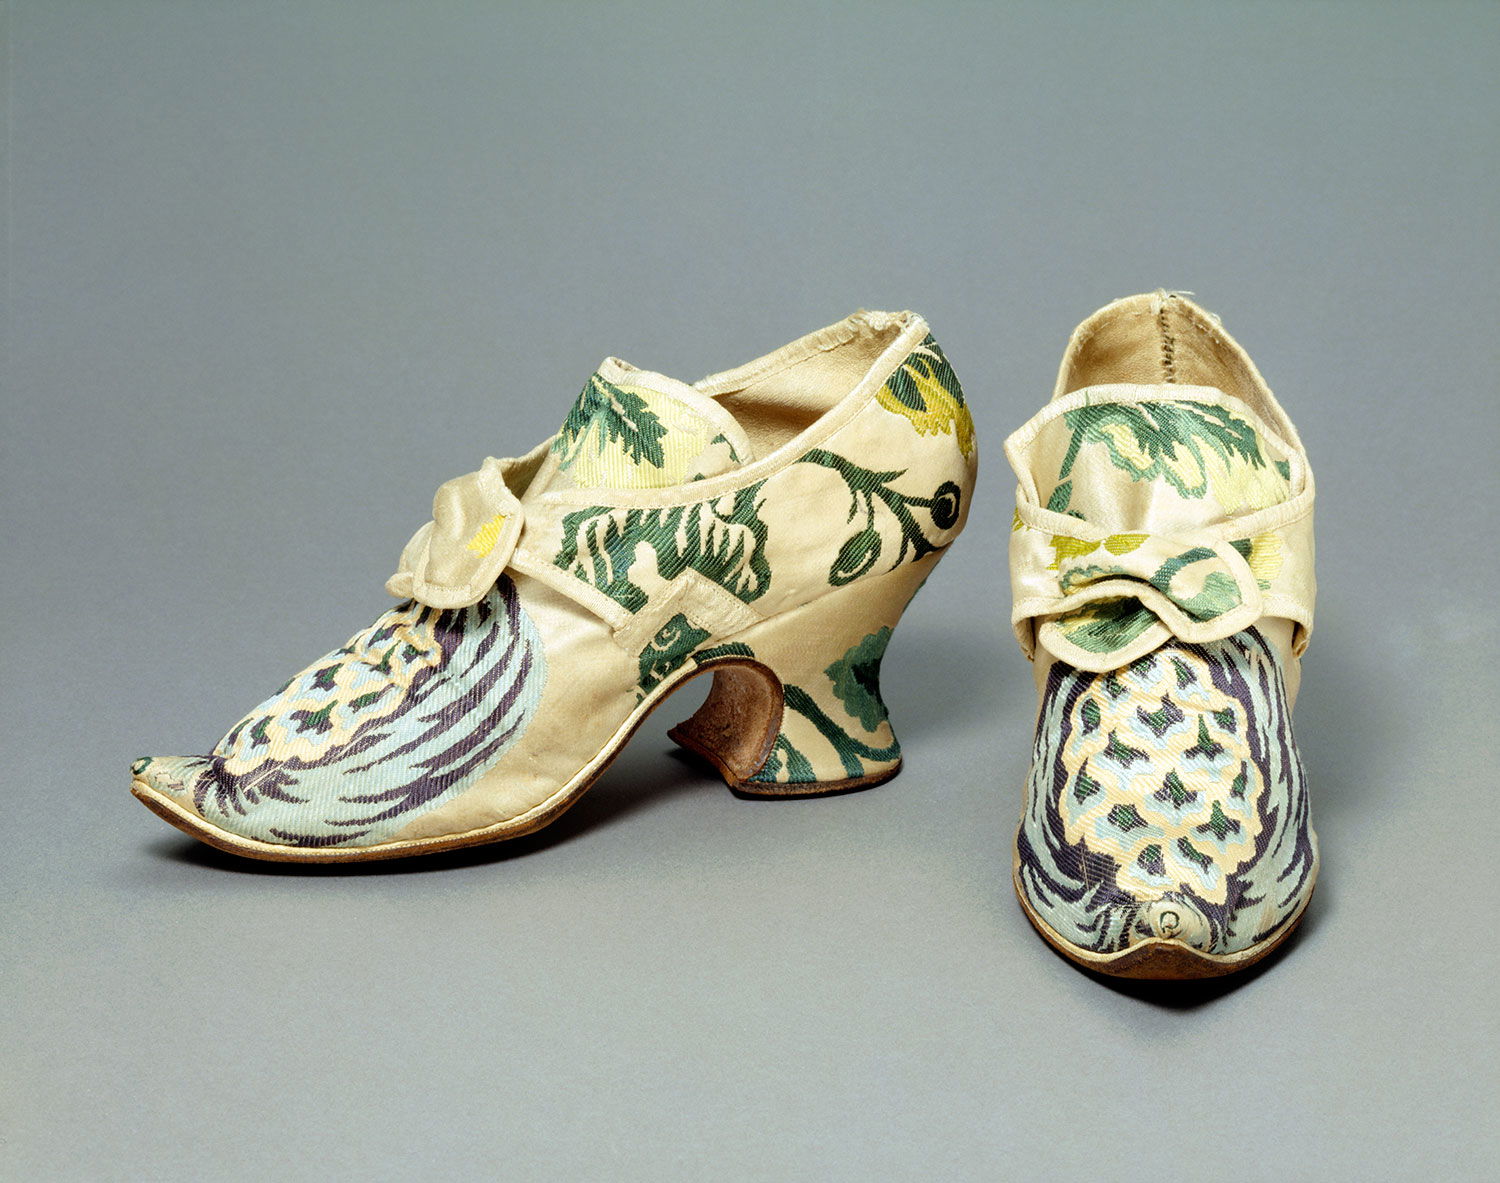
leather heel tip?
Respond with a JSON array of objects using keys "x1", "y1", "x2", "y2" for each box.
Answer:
[{"x1": 725, "y1": 761, "x2": 902, "y2": 800}]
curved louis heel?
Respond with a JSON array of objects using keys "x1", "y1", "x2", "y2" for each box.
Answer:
[{"x1": 668, "y1": 556, "x2": 937, "y2": 797}]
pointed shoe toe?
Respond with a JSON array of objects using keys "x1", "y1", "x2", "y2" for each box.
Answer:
[
  {"x1": 130, "y1": 755, "x2": 212, "y2": 817},
  {"x1": 1006, "y1": 292, "x2": 1318, "y2": 980},
  {"x1": 132, "y1": 312, "x2": 977, "y2": 862}
]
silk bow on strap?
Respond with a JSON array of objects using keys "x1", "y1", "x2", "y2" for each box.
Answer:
[
  {"x1": 385, "y1": 456, "x2": 528, "y2": 609},
  {"x1": 1023, "y1": 529, "x2": 1265, "y2": 672}
]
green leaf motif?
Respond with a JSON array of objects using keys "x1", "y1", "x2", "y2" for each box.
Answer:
[
  {"x1": 723, "y1": 630, "x2": 902, "y2": 786},
  {"x1": 798, "y1": 449, "x2": 960, "y2": 586},
  {"x1": 709, "y1": 432, "x2": 745, "y2": 464},
  {"x1": 1146, "y1": 547, "x2": 1244, "y2": 622},
  {"x1": 1048, "y1": 400, "x2": 1267, "y2": 512},
  {"x1": 757, "y1": 734, "x2": 817, "y2": 784},
  {"x1": 824, "y1": 627, "x2": 893, "y2": 732},
  {"x1": 637, "y1": 612, "x2": 712, "y2": 691},
  {"x1": 554, "y1": 373, "x2": 669, "y2": 471},
  {"x1": 751, "y1": 685, "x2": 900, "y2": 783},
  {"x1": 555, "y1": 485, "x2": 771, "y2": 613},
  {"x1": 1056, "y1": 598, "x2": 1159, "y2": 654}
]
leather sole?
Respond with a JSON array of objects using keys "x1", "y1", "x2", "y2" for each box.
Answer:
[
  {"x1": 1011, "y1": 849, "x2": 1316, "y2": 980},
  {"x1": 133, "y1": 655, "x2": 887, "y2": 864}
]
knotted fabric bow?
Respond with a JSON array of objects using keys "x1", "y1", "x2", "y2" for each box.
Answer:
[
  {"x1": 386, "y1": 457, "x2": 528, "y2": 609},
  {"x1": 1027, "y1": 529, "x2": 1265, "y2": 671}
]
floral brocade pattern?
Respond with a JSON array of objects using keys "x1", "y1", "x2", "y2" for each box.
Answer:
[
  {"x1": 552, "y1": 335, "x2": 971, "y2": 616},
  {"x1": 876, "y1": 334, "x2": 976, "y2": 459},
  {"x1": 137, "y1": 578, "x2": 547, "y2": 847},
  {"x1": 1015, "y1": 627, "x2": 1315, "y2": 956},
  {"x1": 744, "y1": 626, "x2": 900, "y2": 785},
  {"x1": 1009, "y1": 393, "x2": 1303, "y2": 670},
  {"x1": 550, "y1": 372, "x2": 744, "y2": 490},
  {"x1": 135, "y1": 317, "x2": 977, "y2": 850},
  {"x1": 555, "y1": 487, "x2": 773, "y2": 614},
  {"x1": 1056, "y1": 647, "x2": 1265, "y2": 904},
  {"x1": 1044, "y1": 399, "x2": 1290, "y2": 520}
]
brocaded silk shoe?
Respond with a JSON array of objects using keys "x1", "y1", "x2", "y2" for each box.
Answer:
[
  {"x1": 133, "y1": 312, "x2": 977, "y2": 861},
  {"x1": 1005, "y1": 292, "x2": 1317, "y2": 979}
]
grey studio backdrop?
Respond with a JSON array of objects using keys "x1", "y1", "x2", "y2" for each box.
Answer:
[{"x1": 3, "y1": 2, "x2": 1496, "y2": 1180}]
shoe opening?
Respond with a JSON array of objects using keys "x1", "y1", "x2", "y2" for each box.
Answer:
[
  {"x1": 1056, "y1": 292, "x2": 1282, "y2": 426},
  {"x1": 694, "y1": 312, "x2": 915, "y2": 457}
]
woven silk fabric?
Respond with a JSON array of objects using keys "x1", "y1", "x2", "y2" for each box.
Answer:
[
  {"x1": 133, "y1": 580, "x2": 546, "y2": 847},
  {"x1": 134, "y1": 312, "x2": 977, "y2": 852},
  {"x1": 1006, "y1": 384, "x2": 1315, "y2": 673},
  {"x1": 1016, "y1": 628, "x2": 1315, "y2": 955},
  {"x1": 1006, "y1": 292, "x2": 1318, "y2": 960}
]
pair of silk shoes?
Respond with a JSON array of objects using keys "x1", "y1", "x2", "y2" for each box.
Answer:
[{"x1": 133, "y1": 292, "x2": 1317, "y2": 981}]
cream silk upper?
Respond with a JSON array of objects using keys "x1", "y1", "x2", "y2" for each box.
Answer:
[
  {"x1": 1006, "y1": 293, "x2": 1318, "y2": 961},
  {"x1": 132, "y1": 311, "x2": 978, "y2": 855}
]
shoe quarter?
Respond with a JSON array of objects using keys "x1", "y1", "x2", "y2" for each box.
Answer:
[{"x1": 522, "y1": 334, "x2": 978, "y2": 643}]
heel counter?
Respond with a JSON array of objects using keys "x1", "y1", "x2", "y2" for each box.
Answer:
[
  {"x1": 875, "y1": 330, "x2": 978, "y2": 506},
  {"x1": 791, "y1": 329, "x2": 976, "y2": 596},
  {"x1": 886, "y1": 330, "x2": 976, "y2": 451}
]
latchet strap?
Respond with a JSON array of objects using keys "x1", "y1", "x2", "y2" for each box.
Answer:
[
  {"x1": 382, "y1": 447, "x2": 763, "y2": 643},
  {"x1": 1013, "y1": 524, "x2": 1267, "y2": 671}
]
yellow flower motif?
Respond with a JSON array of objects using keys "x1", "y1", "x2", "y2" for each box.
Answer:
[
  {"x1": 1243, "y1": 530, "x2": 1283, "y2": 588},
  {"x1": 1206, "y1": 451, "x2": 1291, "y2": 516},
  {"x1": 1048, "y1": 534, "x2": 1099, "y2": 568},
  {"x1": 876, "y1": 340, "x2": 976, "y2": 458},
  {"x1": 1095, "y1": 422, "x2": 1196, "y2": 486},
  {"x1": 465, "y1": 512, "x2": 508, "y2": 557},
  {"x1": 1047, "y1": 532, "x2": 1146, "y2": 569}
]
